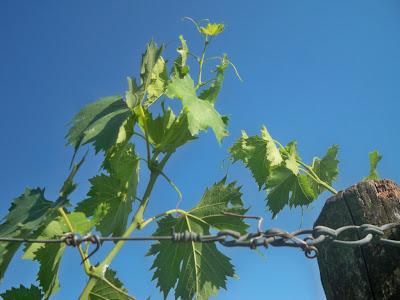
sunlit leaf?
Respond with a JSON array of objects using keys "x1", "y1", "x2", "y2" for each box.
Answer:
[
  {"x1": 166, "y1": 74, "x2": 228, "y2": 143},
  {"x1": 230, "y1": 126, "x2": 339, "y2": 216},
  {"x1": 173, "y1": 35, "x2": 190, "y2": 77},
  {"x1": 148, "y1": 178, "x2": 248, "y2": 299},
  {"x1": 311, "y1": 145, "x2": 339, "y2": 193},
  {"x1": 229, "y1": 126, "x2": 282, "y2": 189},
  {"x1": 136, "y1": 106, "x2": 195, "y2": 153},
  {"x1": 23, "y1": 212, "x2": 93, "y2": 298},
  {"x1": 145, "y1": 56, "x2": 168, "y2": 108},
  {"x1": 265, "y1": 146, "x2": 316, "y2": 216},
  {"x1": 364, "y1": 150, "x2": 383, "y2": 180}
]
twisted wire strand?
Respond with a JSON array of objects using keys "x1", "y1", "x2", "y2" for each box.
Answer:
[{"x1": 1, "y1": 222, "x2": 399, "y2": 262}]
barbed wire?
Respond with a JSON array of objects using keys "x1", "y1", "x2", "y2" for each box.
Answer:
[{"x1": 1, "y1": 218, "x2": 399, "y2": 262}]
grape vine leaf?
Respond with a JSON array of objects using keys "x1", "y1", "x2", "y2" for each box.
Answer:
[
  {"x1": 200, "y1": 23, "x2": 225, "y2": 36},
  {"x1": 22, "y1": 212, "x2": 93, "y2": 298},
  {"x1": 136, "y1": 106, "x2": 195, "y2": 153},
  {"x1": 265, "y1": 143, "x2": 316, "y2": 216},
  {"x1": 22, "y1": 219, "x2": 64, "y2": 261},
  {"x1": 76, "y1": 143, "x2": 139, "y2": 236},
  {"x1": 166, "y1": 74, "x2": 228, "y2": 143},
  {"x1": 89, "y1": 268, "x2": 133, "y2": 300},
  {"x1": 145, "y1": 56, "x2": 168, "y2": 107},
  {"x1": 172, "y1": 35, "x2": 189, "y2": 78},
  {"x1": 229, "y1": 126, "x2": 282, "y2": 190},
  {"x1": 125, "y1": 77, "x2": 140, "y2": 109},
  {"x1": 363, "y1": 150, "x2": 382, "y2": 180},
  {"x1": 139, "y1": 41, "x2": 166, "y2": 108},
  {"x1": 311, "y1": 145, "x2": 339, "y2": 194},
  {"x1": 140, "y1": 41, "x2": 164, "y2": 91},
  {"x1": 0, "y1": 284, "x2": 43, "y2": 300},
  {"x1": 199, "y1": 55, "x2": 229, "y2": 105},
  {"x1": 230, "y1": 127, "x2": 339, "y2": 216},
  {"x1": 34, "y1": 243, "x2": 64, "y2": 299},
  {"x1": 126, "y1": 41, "x2": 166, "y2": 109},
  {"x1": 23, "y1": 212, "x2": 92, "y2": 260},
  {"x1": 147, "y1": 178, "x2": 248, "y2": 299},
  {"x1": 0, "y1": 188, "x2": 66, "y2": 280},
  {"x1": 66, "y1": 95, "x2": 131, "y2": 157}
]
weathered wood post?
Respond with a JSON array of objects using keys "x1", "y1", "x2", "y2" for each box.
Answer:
[{"x1": 314, "y1": 179, "x2": 400, "y2": 299}]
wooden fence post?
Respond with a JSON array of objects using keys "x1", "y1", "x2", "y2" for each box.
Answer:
[{"x1": 314, "y1": 179, "x2": 400, "y2": 299}]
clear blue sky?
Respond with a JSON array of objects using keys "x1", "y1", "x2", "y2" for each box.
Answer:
[{"x1": 1, "y1": 1, "x2": 400, "y2": 299}]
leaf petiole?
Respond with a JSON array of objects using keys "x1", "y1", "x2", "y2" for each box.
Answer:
[
  {"x1": 196, "y1": 35, "x2": 210, "y2": 89},
  {"x1": 57, "y1": 207, "x2": 91, "y2": 273}
]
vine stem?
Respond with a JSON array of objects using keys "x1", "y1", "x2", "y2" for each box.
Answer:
[
  {"x1": 59, "y1": 208, "x2": 135, "y2": 300},
  {"x1": 58, "y1": 207, "x2": 91, "y2": 273},
  {"x1": 80, "y1": 152, "x2": 172, "y2": 298},
  {"x1": 137, "y1": 106, "x2": 152, "y2": 164},
  {"x1": 196, "y1": 35, "x2": 209, "y2": 89}
]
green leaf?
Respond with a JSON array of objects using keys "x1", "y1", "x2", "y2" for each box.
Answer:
[
  {"x1": 166, "y1": 74, "x2": 228, "y2": 143},
  {"x1": 172, "y1": 35, "x2": 189, "y2": 77},
  {"x1": 125, "y1": 41, "x2": 166, "y2": 109},
  {"x1": 0, "y1": 188, "x2": 65, "y2": 280},
  {"x1": 0, "y1": 284, "x2": 43, "y2": 300},
  {"x1": 145, "y1": 56, "x2": 168, "y2": 108},
  {"x1": 81, "y1": 108, "x2": 131, "y2": 153},
  {"x1": 125, "y1": 77, "x2": 140, "y2": 109},
  {"x1": 200, "y1": 23, "x2": 225, "y2": 36},
  {"x1": 136, "y1": 106, "x2": 195, "y2": 153},
  {"x1": 22, "y1": 219, "x2": 64, "y2": 261},
  {"x1": 0, "y1": 244, "x2": 19, "y2": 283},
  {"x1": 139, "y1": 41, "x2": 166, "y2": 108},
  {"x1": 76, "y1": 143, "x2": 139, "y2": 236},
  {"x1": 116, "y1": 115, "x2": 135, "y2": 145},
  {"x1": 311, "y1": 145, "x2": 339, "y2": 194},
  {"x1": 364, "y1": 150, "x2": 383, "y2": 180},
  {"x1": 23, "y1": 212, "x2": 93, "y2": 260},
  {"x1": 34, "y1": 243, "x2": 64, "y2": 298},
  {"x1": 140, "y1": 41, "x2": 164, "y2": 89},
  {"x1": 266, "y1": 152, "x2": 316, "y2": 217},
  {"x1": 230, "y1": 127, "x2": 339, "y2": 216},
  {"x1": 229, "y1": 126, "x2": 282, "y2": 190},
  {"x1": 23, "y1": 212, "x2": 93, "y2": 298},
  {"x1": 89, "y1": 268, "x2": 132, "y2": 300},
  {"x1": 148, "y1": 179, "x2": 248, "y2": 299},
  {"x1": 282, "y1": 141, "x2": 300, "y2": 174},
  {"x1": 199, "y1": 55, "x2": 229, "y2": 105},
  {"x1": 66, "y1": 96, "x2": 131, "y2": 156}
]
